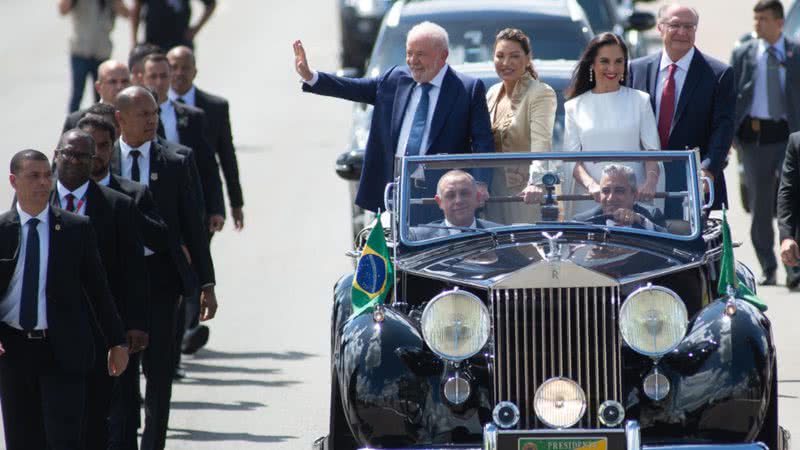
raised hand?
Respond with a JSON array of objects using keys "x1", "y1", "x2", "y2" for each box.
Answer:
[{"x1": 293, "y1": 40, "x2": 313, "y2": 82}]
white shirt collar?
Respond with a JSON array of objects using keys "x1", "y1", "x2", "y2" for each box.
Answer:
[
  {"x1": 56, "y1": 180, "x2": 90, "y2": 202},
  {"x1": 168, "y1": 85, "x2": 196, "y2": 105},
  {"x1": 758, "y1": 34, "x2": 786, "y2": 59},
  {"x1": 444, "y1": 218, "x2": 477, "y2": 229},
  {"x1": 419, "y1": 64, "x2": 448, "y2": 89},
  {"x1": 660, "y1": 47, "x2": 695, "y2": 73},
  {"x1": 159, "y1": 99, "x2": 174, "y2": 112},
  {"x1": 16, "y1": 203, "x2": 49, "y2": 227},
  {"x1": 97, "y1": 172, "x2": 111, "y2": 186},
  {"x1": 119, "y1": 138, "x2": 152, "y2": 160}
]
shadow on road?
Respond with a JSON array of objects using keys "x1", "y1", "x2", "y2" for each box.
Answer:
[
  {"x1": 194, "y1": 349, "x2": 317, "y2": 361},
  {"x1": 180, "y1": 377, "x2": 301, "y2": 388},
  {"x1": 171, "y1": 400, "x2": 266, "y2": 411},
  {"x1": 182, "y1": 361, "x2": 280, "y2": 375},
  {"x1": 168, "y1": 428, "x2": 295, "y2": 443}
]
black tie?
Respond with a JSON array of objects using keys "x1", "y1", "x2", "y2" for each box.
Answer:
[
  {"x1": 176, "y1": 97, "x2": 186, "y2": 104},
  {"x1": 65, "y1": 193, "x2": 76, "y2": 212},
  {"x1": 130, "y1": 149, "x2": 141, "y2": 182},
  {"x1": 157, "y1": 120, "x2": 166, "y2": 139},
  {"x1": 19, "y1": 218, "x2": 40, "y2": 331}
]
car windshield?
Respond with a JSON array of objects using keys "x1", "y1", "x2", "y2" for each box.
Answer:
[
  {"x1": 366, "y1": 17, "x2": 589, "y2": 76},
  {"x1": 398, "y1": 152, "x2": 703, "y2": 244},
  {"x1": 576, "y1": 0, "x2": 614, "y2": 32}
]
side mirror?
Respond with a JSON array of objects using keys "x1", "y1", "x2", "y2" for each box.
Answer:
[
  {"x1": 335, "y1": 150, "x2": 364, "y2": 181},
  {"x1": 336, "y1": 67, "x2": 361, "y2": 78},
  {"x1": 626, "y1": 11, "x2": 656, "y2": 31},
  {"x1": 701, "y1": 176, "x2": 715, "y2": 210}
]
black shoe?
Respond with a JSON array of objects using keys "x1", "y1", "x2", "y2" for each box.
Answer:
[
  {"x1": 787, "y1": 274, "x2": 800, "y2": 289},
  {"x1": 181, "y1": 325, "x2": 210, "y2": 355},
  {"x1": 173, "y1": 365, "x2": 186, "y2": 380},
  {"x1": 758, "y1": 271, "x2": 777, "y2": 286}
]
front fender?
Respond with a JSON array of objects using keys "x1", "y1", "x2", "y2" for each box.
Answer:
[
  {"x1": 335, "y1": 304, "x2": 491, "y2": 447},
  {"x1": 631, "y1": 298, "x2": 774, "y2": 444}
]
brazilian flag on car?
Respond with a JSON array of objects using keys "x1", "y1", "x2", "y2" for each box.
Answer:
[
  {"x1": 717, "y1": 208, "x2": 767, "y2": 311},
  {"x1": 351, "y1": 213, "x2": 394, "y2": 317}
]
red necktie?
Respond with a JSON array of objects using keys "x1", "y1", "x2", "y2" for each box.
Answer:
[
  {"x1": 65, "y1": 193, "x2": 76, "y2": 212},
  {"x1": 658, "y1": 64, "x2": 677, "y2": 149}
]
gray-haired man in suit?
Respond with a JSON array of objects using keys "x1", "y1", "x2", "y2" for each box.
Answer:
[{"x1": 731, "y1": 0, "x2": 800, "y2": 286}]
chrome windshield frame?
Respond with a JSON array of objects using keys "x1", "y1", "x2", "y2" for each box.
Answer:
[{"x1": 397, "y1": 151, "x2": 703, "y2": 247}]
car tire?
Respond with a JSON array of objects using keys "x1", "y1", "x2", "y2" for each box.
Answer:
[
  {"x1": 756, "y1": 362, "x2": 780, "y2": 449},
  {"x1": 326, "y1": 372, "x2": 359, "y2": 450}
]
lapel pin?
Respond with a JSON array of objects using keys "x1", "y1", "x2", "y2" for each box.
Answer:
[
  {"x1": 151, "y1": 173, "x2": 158, "y2": 181},
  {"x1": 55, "y1": 224, "x2": 61, "y2": 231}
]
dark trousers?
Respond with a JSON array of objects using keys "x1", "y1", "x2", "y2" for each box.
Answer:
[
  {"x1": 108, "y1": 352, "x2": 141, "y2": 450},
  {"x1": 741, "y1": 139, "x2": 787, "y2": 274},
  {"x1": 83, "y1": 344, "x2": 113, "y2": 450},
  {"x1": 68, "y1": 54, "x2": 102, "y2": 113},
  {"x1": 0, "y1": 325, "x2": 86, "y2": 450},
  {"x1": 140, "y1": 256, "x2": 181, "y2": 450}
]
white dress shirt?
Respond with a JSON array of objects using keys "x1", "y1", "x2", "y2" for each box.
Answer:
[
  {"x1": 159, "y1": 100, "x2": 180, "y2": 143},
  {"x1": 750, "y1": 35, "x2": 787, "y2": 120},
  {"x1": 169, "y1": 85, "x2": 196, "y2": 107},
  {"x1": 0, "y1": 204, "x2": 50, "y2": 330},
  {"x1": 98, "y1": 172, "x2": 111, "y2": 187},
  {"x1": 119, "y1": 138, "x2": 152, "y2": 186},
  {"x1": 56, "y1": 180, "x2": 90, "y2": 216},
  {"x1": 655, "y1": 47, "x2": 695, "y2": 125},
  {"x1": 395, "y1": 64, "x2": 448, "y2": 157}
]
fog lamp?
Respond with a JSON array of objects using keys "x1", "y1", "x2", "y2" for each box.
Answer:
[
  {"x1": 534, "y1": 378, "x2": 586, "y2": 428},
  {"x1": 492, "y1": 401, "x2": 520, "y2": 429},
  {"x1": 643, "y1": 370, "x2": 670, "y2": 401},
  {"x1": 443, "y1": 375, "x2": 470, "y2": 405},
  {"x1": 598, "y1": 400, "x2": 625, "y2": 427}
]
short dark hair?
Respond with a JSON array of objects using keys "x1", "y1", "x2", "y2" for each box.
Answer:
[
  {"x1": 58, "y1": 129, "x2": 96, "y2": 156},
  {"x1": 77, "y1": 115, "x2": 116, "y2": 142},
  {"x1": 85, "y1": 103, "x2": 119, "y2": 130},
  {"x1": 565, "y1": 32, "x2": 629, "y2": 100},
  {"x1": 143, "y1": 53, "x2": 170, "y2": 69},
  {"x1": 10, "y1": 149, "x2": 48, "y2": 174},
  {"x1": 754, "y1": 0, "x2": 784, "y2": 19},
  {"x1": 129, "y1": 43, "x2": 163, "y2": 73}
]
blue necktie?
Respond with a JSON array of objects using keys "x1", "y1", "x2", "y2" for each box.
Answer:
[
  {"x1": 19, "y1": 218, "x2": 40, "y2": 331},
  {"x1": 405, "y1": 83, "x2": 433, "y2": 156}
]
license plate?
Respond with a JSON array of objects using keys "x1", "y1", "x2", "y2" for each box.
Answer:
[{"x1": 518, "y1": 437, "x2": 607, "y2": 450}]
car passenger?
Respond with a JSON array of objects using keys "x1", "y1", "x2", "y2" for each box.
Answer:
[
  {"x1": 409, "y1": 170, "x2": 500, "y2": 240},
  {"x1": 573, "y1": 164, "x2": 666, "y2": 231}
]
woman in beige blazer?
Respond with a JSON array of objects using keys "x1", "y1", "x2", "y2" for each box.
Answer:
[{"x1": 486, "y1": 28, "x2": 557, "y2": 224}]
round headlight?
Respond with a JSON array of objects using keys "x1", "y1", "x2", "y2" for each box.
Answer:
[
  {"x1": 533, "y1": 378, "x2": 587, "y2": 428},
  {"x1": 620, "y1": 285, "x2": 688, "y2": 357},
  {"x1": 420, "y1": 290, "x2": 490, "y2": 361}
]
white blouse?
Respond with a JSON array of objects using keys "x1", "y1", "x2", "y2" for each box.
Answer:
[{"x1": 562, "y1": 86, "x2": 661, "y2": 214}]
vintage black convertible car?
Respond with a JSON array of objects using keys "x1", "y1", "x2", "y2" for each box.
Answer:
[{"x1": 317, "y1": 151, "x2": 789, "y2": 450}]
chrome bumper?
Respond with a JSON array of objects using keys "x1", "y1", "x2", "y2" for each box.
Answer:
[{"x1": 352, "y1": 420, "x2": 780, "y2": 450}]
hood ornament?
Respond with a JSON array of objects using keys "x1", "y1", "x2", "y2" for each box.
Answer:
[{"x1": 541, "y1": 232, "x2": 563, "y2": 261}]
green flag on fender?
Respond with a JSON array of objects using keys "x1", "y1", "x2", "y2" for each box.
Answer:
[
  {"x1": 351, "y1": 213, "x2": 394, "y2": 317},
  {"x1": 717, "y1": 208, "x2": 767, "y2": 311}
]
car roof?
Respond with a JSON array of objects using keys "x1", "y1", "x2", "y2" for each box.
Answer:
[{"x1": 389, "y1": 0, "x2": 588, "y2": 24}]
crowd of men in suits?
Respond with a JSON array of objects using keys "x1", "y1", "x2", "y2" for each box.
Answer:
[{"x1": 0, "y1": 41, "x2": 244, "y2": 450}]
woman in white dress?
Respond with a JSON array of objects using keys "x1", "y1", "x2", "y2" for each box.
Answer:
[{"x1": 562, "y1": 32, "x2": 661, "y2": 216}]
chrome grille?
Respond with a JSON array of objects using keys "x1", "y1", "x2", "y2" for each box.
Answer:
[{"x1": 491, "y1": 286, "x2": 622, "y2": 428}]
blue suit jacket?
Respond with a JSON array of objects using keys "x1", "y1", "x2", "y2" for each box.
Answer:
[
  {"x1": 628, "y1": 49, "x2": 736, "y2": 210},
  {"x1": 303, "y1": 65, "x2": 495, "y2": 212}
]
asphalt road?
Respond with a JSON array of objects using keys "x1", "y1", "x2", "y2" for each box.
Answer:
[{"x1": 0, "y1": 1, "x2": 797, "y2": 448}]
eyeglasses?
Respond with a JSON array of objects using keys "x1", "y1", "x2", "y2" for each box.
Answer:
[
  {"x1": 661, "y1": 22, "x2": 698, "y2": 32},
  {"x1": 57, "y1": 150, "x2": 93, "y2": 161}
]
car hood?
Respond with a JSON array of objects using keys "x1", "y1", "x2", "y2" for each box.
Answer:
[{"x1": 402, "y1": 239, "x2": 686, "y2": 288}]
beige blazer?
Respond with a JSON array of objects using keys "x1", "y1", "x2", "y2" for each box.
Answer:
[{"x1": 486, "y1": 72, "x2": 557, "y2": 153}]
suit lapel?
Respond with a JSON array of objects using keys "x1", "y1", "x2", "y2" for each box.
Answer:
[
  {"x1": 0, "y1": 210, "x2": 21, "y2": 263},
  {"x1": 148, "y1": 141, "x2": 165, "y2": 196},
  {"x1": 426, "y1": 67, "x2": 459, "y2": 152},
  {"x1": 111, "y1": 142, "x2": 122, "y2": 176},
  {"x1": 390, "y1": 74, "x2": 416, "y2": 151},
  {"x1": 84, "y1": 182, "x2": 103, "y2": 219},
  {"x1": 647, "y1": 53, "x2": 660, "y2": 111},
  {"x1": 743, "y1": 41, "x2": 759, "y2": 90},
  {"x1": 174, "y1": 102, "x2": 189, "y2": 144},
  {"x1": 672, "y1": 49, "x2": 704, "y2": 128},
  {"x1": 46, "y1": 208, "x2": 64, "y2": 296}
]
